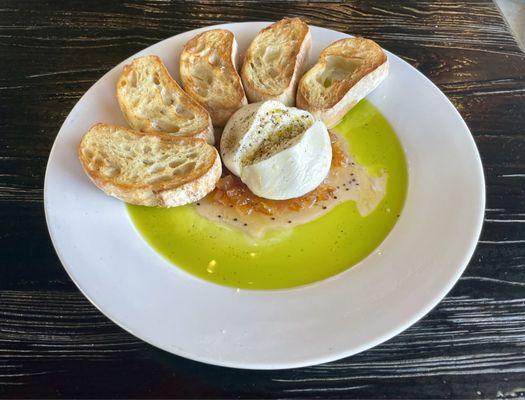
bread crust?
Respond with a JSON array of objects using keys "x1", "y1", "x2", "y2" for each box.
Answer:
[
  {"x1": 180, "y1": 29, "x2": 247, "y2": 127},
  {"x1": 78, "y1": 123, "x2": 221, "y2": 207}
]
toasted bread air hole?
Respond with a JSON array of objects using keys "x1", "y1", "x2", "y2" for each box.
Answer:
[
  {"x1": 92, "y1": 151, "x2": 119, "y2": 177},
  {"x1": 263, "y1": 46, "x2": 281, "y2": 64},
  {"x1": 148, "y1": 175, "x2": 171, "y2": 184},
  {"x1": 194, "y1": 41, "x2": 206, "y2": 53},
  {"x1": 152, "y1": 120, "x2": 180, "y2": 133},
  {"x1": 175, "y1": 105, "x2": 194, "y2": 119},
  {"x1": 315, "y1": 55, "x2": 364, "y2": 89},
  {"x1": 83, "y1": 149, "x2": 94, "y2": 159},
  {"x1": 174, "y1": 161, "x2": 196, "y2": 175},
  {"x1": 194, "y1": 85, "x2": 209, "y2": 97},
  {"x1": 128, "y1": 71, "x2": 137, "y2": 87},
  {"x1": 208, "y1": 51, "x2": 219, "y2": 66},
  {"x1": 169, "y1": 160, "x2": 184, "y2": 169},
  {"x1": 149, "y1": 165, "x2": 165, "y2": 174},
  {"x1": 193, "y1": 62, "x2": 214, "y2": 85},
  {"x1": 101, "y1": 164, "x2": 120, "y2": 178},
  {"x1": 268, "y1": 68, "x2": 278, "y2": 78},
  {"x1": 160, "y1": 90, "x2": 174, "y2": 107},
  {"x1": 91, "y1": 156, "x2": 103, "y2": 168},
  {"x1": 153, "y1": 74, "x2": 160, "y2": 85}
]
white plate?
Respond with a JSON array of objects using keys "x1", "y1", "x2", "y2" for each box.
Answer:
[{"x1": 44, "y1": 22, "x2": 485, "y2": 369}]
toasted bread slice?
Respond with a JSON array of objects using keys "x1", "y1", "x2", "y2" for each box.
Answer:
[
  {"x1": 241, "y1": 18, "x2": 311, "y2": 106},
  {"x1": 78, "y1": 123, "x2": 221, "y2": 207},
  {"x1": 117, "y1": 55, "x2": 214, "y2": 144},
  {"x1": 180, "y1": 29, "x2": 247, "y2": 127},
  {"x1": 296, "y1": 37, "x2": 388, "y2": 128}
]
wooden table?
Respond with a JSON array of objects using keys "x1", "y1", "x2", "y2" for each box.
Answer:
[{"x1": 1, "y1": 1, "x2": 524, "y2": 398}]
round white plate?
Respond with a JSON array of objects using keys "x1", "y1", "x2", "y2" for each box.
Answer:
[{"x1": 44, "y1": 22, "x2": 485, "y2": 369}]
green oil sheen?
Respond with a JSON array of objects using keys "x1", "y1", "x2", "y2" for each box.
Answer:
[{"x1": 127, "y1": 100, "x2": 408, "y2": 289}]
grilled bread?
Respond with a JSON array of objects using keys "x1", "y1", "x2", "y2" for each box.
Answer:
[
  {"x1": 180, "y1": 29, "x2": 247, "y2": 127},
  {"x1": 117, "y1": 55, "x2": 214, "y2": 144},
  {"x1": 241, "y1": 18, "x2": 311, "y2": 106},
  {"x1": 296, "y1": 37, "x2": 388, "y2": 128},
  {"x1": 79, "y1": 123, "x2": 221, "y2": 207}
]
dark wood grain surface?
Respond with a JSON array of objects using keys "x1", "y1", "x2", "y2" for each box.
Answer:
[{"x1": 1, "y1": 0, "x2": 524, "y2": 398}]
